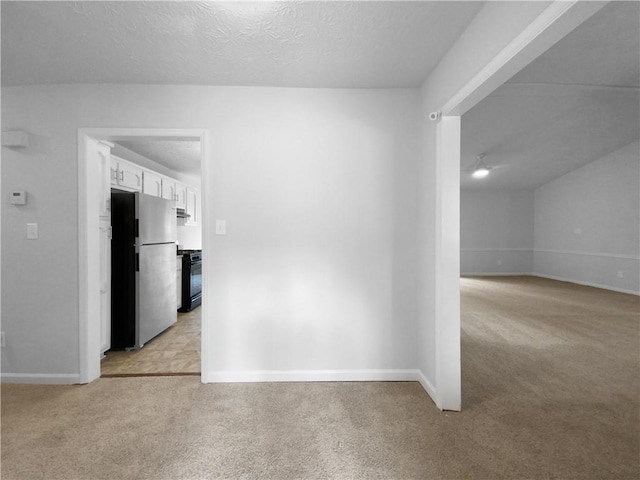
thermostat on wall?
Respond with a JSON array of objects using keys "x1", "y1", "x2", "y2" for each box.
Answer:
[{"x1": 10, "y1": 190, "x2": 27, "y2": 205}]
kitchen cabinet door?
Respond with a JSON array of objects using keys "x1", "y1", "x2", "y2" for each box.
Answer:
[
  {"x1": 162, "y1": 177, "x2": 176, "y2": 202},
  {"x1": 114, "y1": 157, "x2": 143, "y2": 192},
  {"x1": 143, "y1": 170, "x2": 163, "y2": 197},
  {"x1": 175, "y1": 182, "x2": 187, "y2": 209},
  {"x1": 185, "y1": 187, "x2": 198, "y2": 225}
]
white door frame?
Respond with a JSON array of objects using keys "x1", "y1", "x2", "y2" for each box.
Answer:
[
  {"x1": 429, "y1": 1, "x2": 607, "y2": 410},
  {"x1": 77, "y1": 128, "x2": 210, "y2": 383}
]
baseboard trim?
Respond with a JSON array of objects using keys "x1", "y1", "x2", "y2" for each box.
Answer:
[
  {"x1": 463, "y1": 248, "x2": 640, "y2": 261},
  {"x1": 532, "y1": 273, "x2": 640, "y2": 296},
  {"x1": 205, "y1": 369, "x2": 426, "y2": 384},
  {"x1": 534, "y1": 249, "x2": 640, "y2": 261},
  {"x1": 461, "y1": 248, "x2": 532, "y2": 252},
  {"x1": 0, "y1": 373, "x2": 82, "y2": 384},
  {"x1": 416, "y1": 370, "x2": 438, "y2": 405},
  {"x1": 0, "y1": 370, "x2": 441, "y2": 406}
]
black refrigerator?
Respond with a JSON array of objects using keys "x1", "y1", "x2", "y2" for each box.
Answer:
[{"x1": 111, "y1": 191, "x2": 177, "y2": 350}]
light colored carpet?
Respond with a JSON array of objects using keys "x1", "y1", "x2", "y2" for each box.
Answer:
[
  {"x1": 2, "y1": 276, "x2": 638, "y2": 479},
  {"x1": 460, "y1": 276, "x2": 639, "y2": 479}
]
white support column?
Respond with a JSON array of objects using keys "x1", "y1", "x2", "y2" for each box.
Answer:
[
  {"x1": 419, "y1": 0, "x2": 606, "y2": 410},
  {"x1": 434, "y1": 116, "x2": 461, "y2": 411}
]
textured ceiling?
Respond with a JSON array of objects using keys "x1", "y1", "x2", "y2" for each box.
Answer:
[
  {"x1": 461, "y1": 84, "x2": 639, "y2": 189},
  {"x1": 509, "y1": 1, "x2": 640, "y2": 88},
  {"x1": 116, "y1": 140, "x2": 202, "y2": 178},
  {"x1": 461, "y1": 1, "x2": 640, "y2": 190},
  {"x1": 1, "y1": 1, "x2": 482, "y2": 88}
]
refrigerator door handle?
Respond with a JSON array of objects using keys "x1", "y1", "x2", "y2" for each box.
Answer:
[{"x1": 136, "y1": 253, "x2": 140, "y2": 272}]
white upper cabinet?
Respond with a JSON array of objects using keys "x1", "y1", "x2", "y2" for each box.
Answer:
[
  {"x1": 110, "y1": 156, "x2": 197, "y2": 220},
  {"x1": 111, "y1": 156, "x2": 143, "y2": 192},
  {"x1": 175, "y1": 181, "x2": 187, "y2": 209},
  {"x1": 121, "y1": 163, "x2": 143, "y2": 191},
  {"x1": 185, "y1": 187, "x2": 198, "y2": 225},
  {"x1": 142, "y1": 170, "x2": 163, "y2": 197},
  {"x1": 161, "y1": 177, "x2": 176, "y2": 202}
]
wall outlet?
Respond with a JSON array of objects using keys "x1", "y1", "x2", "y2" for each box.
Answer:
[
  {"x1": 497, "y1": 259, "x2": 502, "y2": 266},
  {"x1": 617, "y1": 271, "x2": 624, "y2": 279},
  {"x1": 0, "y1": 332, "x2": 5, "y2": 348}
]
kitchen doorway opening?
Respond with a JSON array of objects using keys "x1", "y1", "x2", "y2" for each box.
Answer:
[{"x1": 77, "y1": 128, "x2": 210, "y2": 384}]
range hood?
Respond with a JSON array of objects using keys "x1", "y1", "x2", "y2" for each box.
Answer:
[{"x1": 176, "y1": 208, "x2": 191, "y2": 219}]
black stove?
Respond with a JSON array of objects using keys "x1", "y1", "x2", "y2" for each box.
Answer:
[{"x1": 178, "y1": 250, "x2": 202, "y2": 312}]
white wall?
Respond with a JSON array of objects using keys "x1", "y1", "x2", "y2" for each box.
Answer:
[
  {"x1": 1, "y1": 85, "x2": 420, "y2": 381},
  {"x1": 460, "y1": 190, "x2": 534, "y2": 275},
  {"x1": 206, "y1": 88, "x2": 421, "y2": 377},
  {"x1": 0, "y1": 3, "x2": 591, "y2": 408},
  {"x1": 534, "y1": 141, "x2": 640, "y2": 294},
  {"x1": 460, "y1": 147, "x2": 639, "y2": 294}
]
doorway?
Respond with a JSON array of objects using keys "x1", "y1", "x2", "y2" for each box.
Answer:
[{"x1": 77, "y1": 128, "x2": 210, "y2": 383}]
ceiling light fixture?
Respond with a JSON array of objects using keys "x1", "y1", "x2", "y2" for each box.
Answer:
[
  {"x1": 472, "y1": 153, "x2": 490, "y2": 179},
  {"x1": 472, "y1": 166, "x2": 490, "y2": 179}
]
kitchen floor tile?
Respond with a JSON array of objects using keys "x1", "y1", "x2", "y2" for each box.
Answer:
[{"x1": 101, "y1": 308, "x2": 200, "y2": 376}]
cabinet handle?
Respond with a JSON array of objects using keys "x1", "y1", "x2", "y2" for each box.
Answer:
[{"x1": 119, "y1": 171, "x2": 124, "y2": 182}]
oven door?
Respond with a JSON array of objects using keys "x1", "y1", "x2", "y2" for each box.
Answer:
[{"x1": 190, "y1": 259, "x2": 202, "y2": 300}]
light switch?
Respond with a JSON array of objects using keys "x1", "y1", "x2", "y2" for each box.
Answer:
[
  {"x1": 27, "y1": 222, "x2": 38, "y2": 239},
  {"x1": 215, "y1": 220, "x2": 226, "y2": 235}
]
